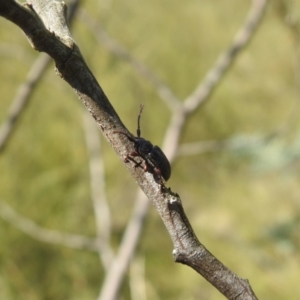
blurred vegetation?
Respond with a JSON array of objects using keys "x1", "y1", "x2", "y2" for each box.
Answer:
[{"x1": 1, "y1": 0, "x2": 300, "y2": 299}]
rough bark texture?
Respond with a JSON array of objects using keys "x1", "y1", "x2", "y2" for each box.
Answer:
[{"x1": 0, "y1": 1, "x2": 259, "y2": 299}]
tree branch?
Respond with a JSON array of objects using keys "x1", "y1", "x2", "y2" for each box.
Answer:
[{"x1": 0, "y1": 1, "x2": 261, "y2": 299}]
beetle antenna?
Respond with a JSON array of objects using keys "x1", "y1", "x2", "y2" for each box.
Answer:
[{"x1": 137, "y1": 104, "x2": 144, "y2": 137}]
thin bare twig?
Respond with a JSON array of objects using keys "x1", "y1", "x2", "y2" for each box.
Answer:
[
  {"x1": 0, "y1": 53, "x2": 51, "y2": 152},
  {"x1": 0, "y1": 0, "x2": 80, "y2": 152},
  {"x1": 0, "y1": 200, "x2": 100, "y2": 251},
  {"x1": 82, "y1": 110, "x2": 114, "y2": 270},
  {"x1": 98, "y1": 190, "x2": 149, "y2": 300},
  {"x1": 184, "y1": 0, "x2": 267, "y2": 113},
  {"x1": 163, "y1": 0, "x2": 267, "y2": 161},
  {"x1": 77, "y1": 8, "x2": 180, "y2": 110}
]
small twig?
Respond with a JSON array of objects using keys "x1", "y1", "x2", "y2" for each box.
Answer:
[
  {"x1": 184, "y1": 0, "x2": 267, "y2": 113},
  {"x1": 0, "y1": 0, "x2": 80, "y2": 152},
  {"x1": 0, "y1": 52, "x2": 51, "y2": 152},
  {"x1": 0, "y1": 200, "x2": 100, "y2": 251},
  {"x1": 82, "y1": 110, "x2": 114, "y2": 270},
  {"x1": 98, "y1": 190, "x2": 150, "y2": 300},
  {"x1": 77, "y1": 8, "x2": 180, "y2": 110},
  {"x1": 163, "y1": 0, "x2": 267, "y2": 162}
]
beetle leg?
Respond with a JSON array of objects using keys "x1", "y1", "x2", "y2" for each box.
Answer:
[
  {"x1": 129, "y1": 152, "x2": 145, "y2": 169},
  {"x1": 129, "y1": 151, "x2": 139, "y2": 157},
  {"x1": 153, "y1": 167, "x2": 164, "y2": 185},
  {"x1": 123, "y1": 152, "x2": 138, "y2": 163},
  {"x1": 143, "y1": 162, "x2": 149, "y2": 172},
  {"x1": 124, "y1": 153, "x2": 144, "y2": 170},
  {"x1": 153, "y1": 169, "x2": 165, "y2": 192}
]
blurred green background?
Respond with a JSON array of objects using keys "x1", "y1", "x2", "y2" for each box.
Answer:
[{"x1": 1, "y1": 0, "x2": 300, "y2": 299}]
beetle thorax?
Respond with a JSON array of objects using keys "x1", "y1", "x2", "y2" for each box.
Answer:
[{"x1": 135, "y1": 138, "x2": 153, "y2": 156}]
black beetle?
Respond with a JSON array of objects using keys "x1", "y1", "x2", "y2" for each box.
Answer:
[{"x1": 114, "y1": 104, "x2": 171, "y2": 185}]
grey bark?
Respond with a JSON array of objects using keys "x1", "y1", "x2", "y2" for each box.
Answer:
[{"x1": 0, "y1": 1, "x2": 260, "y2": 299}]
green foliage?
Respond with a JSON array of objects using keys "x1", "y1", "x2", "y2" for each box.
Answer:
[{"x1": 1, "y1": 0, "x2": 300, "y2": 299}]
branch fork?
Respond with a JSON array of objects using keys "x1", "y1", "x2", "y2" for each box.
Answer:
[{"x1": 0, "y1": 1, "x2": 266, "y2": 299}]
